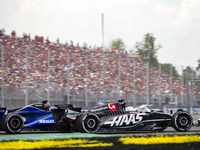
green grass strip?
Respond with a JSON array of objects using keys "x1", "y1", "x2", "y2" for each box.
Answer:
[{"x1": 0, "y1": 133, "x2": 120, "y2": 142}]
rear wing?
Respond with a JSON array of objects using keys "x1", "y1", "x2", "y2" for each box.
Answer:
[{"x1": 0, "y1": 108, "x2": 6, "y2": 120}]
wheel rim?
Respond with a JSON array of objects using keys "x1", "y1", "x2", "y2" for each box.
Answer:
[
  {"x1": 83, "y1": 115, "x2": 99, "y2": 133},
  {"x1": 10, "y1": 118, "x2": 20, "y2": 129},
  {"x1": 179, "y1": 117, "x2": 188, "y2": 126},
  {"x1": 87, "y1": 118, "x2": 96, "y2": 128}
]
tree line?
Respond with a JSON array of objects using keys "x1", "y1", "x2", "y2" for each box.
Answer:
[{"x1": 107, "y1": 33, "x2": 200, "y2": 83}]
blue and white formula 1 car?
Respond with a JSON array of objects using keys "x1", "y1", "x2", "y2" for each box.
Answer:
[{"x1": 0, "y1": 100, "x2": 56, "y2": 134}]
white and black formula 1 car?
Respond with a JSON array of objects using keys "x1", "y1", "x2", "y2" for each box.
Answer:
[{"x1": 51, "y1": 99, "x2": 194, "y2": 133}]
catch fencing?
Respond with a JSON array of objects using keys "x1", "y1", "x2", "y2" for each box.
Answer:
[{"x1": 0, "y1": 43, "x2": 200, "y2": 109}]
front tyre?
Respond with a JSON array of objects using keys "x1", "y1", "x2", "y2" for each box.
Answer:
[
  {"x1": 171, "y1": 111, "x2": 193, "y2": 132},
  {"x1": 76, "y1": 113, "x2": 99, "y2": 133},
  {"x1": 1, "y1": 113, "x2": 24, "y2": 134}
]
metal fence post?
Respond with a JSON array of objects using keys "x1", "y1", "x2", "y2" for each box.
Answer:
[
  {"x1": 85, "y1": 54, "x2": 88, "y2": 106},
  {"x1": 170, "y1": 64, "x2": 173, "y2": 103},
  {"x1": 181, "y1": 66, "x2": 184, "y2": 105},
  {"x1": 133, "y1": 58, "x2": 136, "y2": 106},
  {"x1": 191, "y1": 67, "x2": 194, "y2": 106},
  {"x1": 118, "y1": 57, "x2": 121, "y2": 99},
  {"x1": 103, "y1": 50, "x2": 105, "y2": 101},
  {"x1": 47, "y1": 49, "x2": 50, "y2": 103},
  {"x1": 159, "y1": 63, "x2": 161, "y2": 106},
  {"x1": 146, "y1": 35, "x2": 150, "y2": 105},
  {"x1": 67, "y1": 51, "x2": 70, "y2": 104},
  {"x1": 25, "y1": 48, "x2": 29, "y2": 105},
  {"x1": 1, "y1": 45, "x2": 4, "y2": 107}
]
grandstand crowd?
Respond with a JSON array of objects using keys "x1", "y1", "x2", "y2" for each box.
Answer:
[{"x1": 0, "y1": 28, "x2": 200, "y2": 99}]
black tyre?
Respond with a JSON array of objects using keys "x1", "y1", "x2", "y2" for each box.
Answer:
[
  {"x1": 171, "y1": 111, "x2": 193, "y2": 132},
  {"x1": 76, "y1": 113, "x2": 99, "y2": 133},
  {"x1": 1, "y1": 113, "x2": 24, "y2": 134}
]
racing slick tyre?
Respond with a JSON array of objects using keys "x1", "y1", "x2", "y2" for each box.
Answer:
[
  {"x1": 76, "y1": 113, "x2": 99, "y2": 133},
  {"x1": 1, "y1": 113, "x2": 24, "y2": 134},
  {"x1": 171, "y1": 111, "x2": 193, "y2": 132}
]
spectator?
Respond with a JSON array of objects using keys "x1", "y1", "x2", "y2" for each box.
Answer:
[
  {"x1": 11, "y1": 30, "x2": 16, "y2": 37},
  {"x1": 28, "y1": 33, "x2": 31, "y2": 41},
  {"x1": 2, "y1": 28, "x2": 5, "y2": 36},
  {"x1": 83, "y1": 43, "x2": 87, "y2": 49},
  {"x1": 69, "y1": 40, "x2": 73, "y2": 47},
  {"x1": 46, "y1": 36, "x2": 50, "y2": 44},
  {"x1": 23, "y1": 32, "x2": 26, "y2": 39},
  {"x1": 57, "y1": 38, "x2": 60, "y2": 45},
  {"x1": 65, "y1": 41, "x2": 68, "y2": 47},
  {"x1": 0, "y1": 28, "x2": 194, "y2": 101},
  {"x1": 111, "y1": 46, "x2": 116, "y2": 53}
]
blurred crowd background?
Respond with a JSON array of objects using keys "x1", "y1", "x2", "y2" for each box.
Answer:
[{"x1": 0, "y1": 29, "x2": 200, "y2": 107}]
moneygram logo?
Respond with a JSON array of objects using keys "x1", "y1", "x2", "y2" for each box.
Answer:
[{"x1": 108, "y1": 103, "x2": 117, "y2": 111}]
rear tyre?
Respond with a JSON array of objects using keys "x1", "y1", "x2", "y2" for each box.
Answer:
[
  {"x1": 76, "y1": 113, "x2": 99, "y2": 133},
  {"x1": 171, "y1": 111, "x2": 192, "y2": 132},
  {"x1": 1, "y1": 113, "x2": 24, "y2": 134}
]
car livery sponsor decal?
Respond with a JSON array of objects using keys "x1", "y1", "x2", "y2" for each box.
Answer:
[
  {"x1": 39, "y1": 120, "x2": 55, "y2": 123},
  {"x1": 91, "y1": 106, "x2": 109, "y2": 112},
  {"x1": 108, "y1": 103, "x2": 117, "y2": 111},
  {"x1": 34, "y1": 104, "x2": 43, "y2": 107},
  {"x1": 0, "y1": 109, "x2": 6, "y2": 113},
  {"x1": 104, "y1": 114, "x2": 143, "y2": 127}
]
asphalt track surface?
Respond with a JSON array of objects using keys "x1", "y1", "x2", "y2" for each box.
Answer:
[{"x1": 0, "y1": 126, "x2": 200, "y2": 141}]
